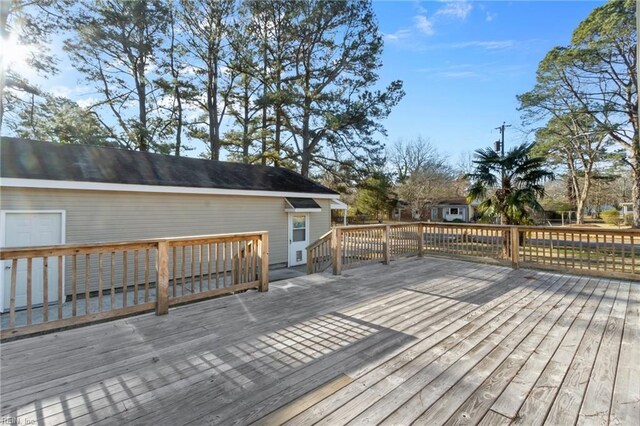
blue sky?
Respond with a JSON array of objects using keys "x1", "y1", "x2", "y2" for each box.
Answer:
[
  {"x1": 373, "y1": 0, "x2": 605, "y2": 162},
  {"x1": 7, "y1": 0, "x2": 606, "y2": 165}
]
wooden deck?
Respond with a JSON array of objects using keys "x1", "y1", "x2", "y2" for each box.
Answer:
[{"x1": 1, "y1": 256, "x2": 638, "y2": 425}]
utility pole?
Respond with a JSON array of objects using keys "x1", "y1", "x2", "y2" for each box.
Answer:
[{"x1": 495, "y1": 122, "x2": 511, "y2": 182}]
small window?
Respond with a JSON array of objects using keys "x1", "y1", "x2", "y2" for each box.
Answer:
[
  {"x1": 450, "y1": 207, "x2": 459, "y2": 215},
  {"x1": 293, "y1": 229, "x2": 306, "y2": 242},
  {"x1": 292, "y1": 214, "x2": 307, "y2": 242}
]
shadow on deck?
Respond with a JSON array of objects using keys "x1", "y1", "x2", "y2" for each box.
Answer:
[{"x1": 1, "y1": 256, "x2": 637, "y2": 425}]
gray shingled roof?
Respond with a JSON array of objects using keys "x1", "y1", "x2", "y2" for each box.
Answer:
[{"x1": 0, "y1": 137, "x2": 338, "y2": 195}]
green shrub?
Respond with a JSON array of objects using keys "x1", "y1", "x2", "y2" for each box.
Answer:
[
  {"x1": 601, "y1": 209, "x2": 621, "y2": 225},
  {"x1": 450, "y1": 218, "x2": 465, "y2": 223}
]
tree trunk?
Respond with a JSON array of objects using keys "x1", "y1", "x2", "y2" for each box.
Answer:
[
  {"x1": 301, "y1": 107, "x2": 311, "y2": 177},
  {"x1": 210, "y1": 60, "x2": 220, "y2": 161},
  {"x1": 175, "y1": 87, "x2": 183, "y2": 156},
  {"x1": 260, "y1": 25, "x2": 268, "y2": 166},
  {"x1": 575, "y1": 171, "x2": 591, "y2": 225},
  {"x1": 242, "y1": 78, "x2": 250, "y2": 164},
  {"x1": 632, "y1": 155, "x2": 640, "y2": 228},
  {"x1": 300, "y1": 65, "x2": 312, "y2": 177},
  {"x1": 0, "y1": 1, "x2": 7, "y2": 132},
  {"x1": 136, "y1": 69, "x2": 148, "y2": 152}
]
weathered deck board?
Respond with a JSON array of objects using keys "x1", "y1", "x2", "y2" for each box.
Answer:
[{"x1": 0, "y1": 256, "x2": 637, "y2": 426}]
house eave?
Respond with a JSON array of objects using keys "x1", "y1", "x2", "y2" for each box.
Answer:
[{"x1": 0, "y1": 178, "x2": 340, "y2": 200}]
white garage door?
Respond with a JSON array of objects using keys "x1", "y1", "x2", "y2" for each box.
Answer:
[{"x1": 1, "y1": 211, "x2": 65, "y2": 312}]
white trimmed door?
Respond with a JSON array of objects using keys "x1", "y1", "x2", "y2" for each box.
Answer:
[
  {"x1": 288, "y1": 213, "x2": 309, "y2": 266},
  {"x1": 1, "y1": 211, "x2": 65, "y2": 312}
]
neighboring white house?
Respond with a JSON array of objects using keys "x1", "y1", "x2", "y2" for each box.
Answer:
[
  {"x1": 430, "y1": 198, "x2": 476, "y2": 222},
  {"x1": 0, "y1": 138, "x2": 341, "y2": 308},
  {"x1": 621, "y1": 202, "x2": 634, "y2": 217}
]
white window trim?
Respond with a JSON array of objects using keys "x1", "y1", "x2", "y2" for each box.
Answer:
[{"x1": 0, "y1": 178, "x2": 340, "y2": 200}]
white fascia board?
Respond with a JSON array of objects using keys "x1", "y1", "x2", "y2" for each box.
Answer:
[
  {"x1": 330, "y1": 199, "x2": 348, "y2": 210},
  {"x1": 284, "y1": 208, "x2": 322, "y2": 213},
  {"x1": 0, "y1": 178, "x2": 340, "y2": 200}
]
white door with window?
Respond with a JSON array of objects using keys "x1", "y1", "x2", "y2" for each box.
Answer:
[
  {"x1": 1, "y1": 211, "x2": 65, "y2": 312},
  {"x1": 288, "y1": 213, "x2": 309, "y2": 266}
]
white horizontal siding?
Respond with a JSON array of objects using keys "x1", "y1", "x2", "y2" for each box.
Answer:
[{"x1": 1, "y1": 188, "x2": 331, "y2": 295}]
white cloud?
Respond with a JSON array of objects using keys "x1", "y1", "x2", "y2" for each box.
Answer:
[
  {"x1": 77, "y1": 97, "x2": 100, "y2": 109},
  {"x1": 448, "y1": 40, "x2": 514, "y2": 50},
  {"x1": 415, "y1": 15, "x2": 435, "y2": 35},
  {"x1": 49, "y1": 85, "x2": 93, "y2": 98},
  {"x1": 436, "y1": 1, "x2": 473, "y2": 20},
  {"x1": 486, "y1": 12, "x2": 497, "y2": 22},
  {"x1": 385, "y1": 29, "x2": 412, "y2": 41},
  {"x1": 440, "y1": 71, "x2": 479, "y2": 79}
]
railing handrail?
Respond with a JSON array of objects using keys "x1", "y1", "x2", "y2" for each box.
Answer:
[
  {"x1": 334, "y1": 221, "x2": 640, "y2": 235},
  {"x1": 306, "y1": 230, "x2": 332, "y2": 251},
  {"x1": 306, "y1": 221, "x2": 638, "y2": 280},
  {"x1": 0, "y1": 230, "x2": 270, "y2": 340},
  {"x1": 0, "y1": 231, "x2": 270, "y2": 259}
]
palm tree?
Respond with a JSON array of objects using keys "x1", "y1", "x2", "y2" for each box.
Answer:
[{"x1": 466, "y1": 143, "x2": 554, "y2": 225}]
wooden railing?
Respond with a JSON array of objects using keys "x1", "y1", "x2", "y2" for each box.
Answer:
[
  {"x1": 516, "y1": 226, "x2": 637, "y2": 277},
  {"x1": 308, "y1": 222, "x2": 639, "y2": 281},
  {"x1": 306, "y1": 231, "x2": 332, "y2": 274},
  {"x1": 0, "y1": 231, "x2": 269, "y2": 340}
]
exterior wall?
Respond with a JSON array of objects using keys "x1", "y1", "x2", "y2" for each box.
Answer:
[{"x1": 1, "y1": 187, "x2": 331, "y2": 294}]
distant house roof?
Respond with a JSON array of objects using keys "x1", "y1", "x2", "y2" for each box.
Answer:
[
  {"x1": 0, "y1": 138, "x2": 338, "y2": 197},
  {"x1": 435, "y1": 197, "x2": 470, "y2": 206}
]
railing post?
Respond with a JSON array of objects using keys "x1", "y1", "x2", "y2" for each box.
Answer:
[
  {"x1": 417, "y1": 223, "x2": 424, "y2": 257},
  {"x1": 332, "y1": 228, "x2": 342, "y2": 275},
  {"x1": 259, "y1": 232, "x2": 269, "y2": 292},
  {"x1": 510, "y1": 227, "x2": 520, "y2": 269},
  {"x1": 383, "y1": 225, "x2": 391, "y2": 264},
  {"x1": 155, "y1": 241, "x2": 169, "y2": 315},
  {"x1": 306, "y1": 246, "x2": 313, "y2": 275}
]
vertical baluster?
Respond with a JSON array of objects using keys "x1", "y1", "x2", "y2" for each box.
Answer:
[
  {"x1": 586, "y1": 233, "x2": 591, "y2": 269},
  {"x1": 43, "y1": 256, "x2": 49, "y2": 322},
  {"x1": 563, "y1": 232, "x2": 576, "y2": 268},
  {"x1": 170, "y1": 247, "x2": 176, "y2": 298},
  {"x1": 85, "y1": 253, "x2": 91, "y2": 314},
  {"x1": 207, "y1": 243, "x2": 212, "y2": 290},
  {"x1": 199, "y1": 244, "x2": 204, "y2": 292},
  {"x1": 621, "y1": 235, "x2": 626, "y2": 273},
  {"x1": 110, "y1": 252, "x2": 115, "y2": 309},
  {"x1": 122, "y1": 251, "x2": 128, "y2": 308},
  {"x1": 191, "y1": 245, "x2": 196, "y2": 293},
  {"x1": 144, "y1": 249, "x2": 150, "y2": 302},
  {"x1": 245, "y1": 241, "x2": 250, "y2": 282},
  {"x1": 631, "y1": 235, "x2": 636, "y2": 274},
  {"x1": 238, "y1": 241, "x2": 242, "y2": 282},
  {"x1": 134, "y1": 250, "x2": 140, "y2": 304},
  {"x1": 57, "y1": 256, "x2": 63, "y2": 320},
  {"x1": 26, "y1": 258, "x2": 33, "y2": 325},
  {"x1": 572, "y1": 232, "x2": 584, "y2": 269},
  {"x1": 223, "y1": 242, "x2": 228, "y2": 287},
  {"x1": 72, "y1": 255, "x2": 77, "y2": 317},
  {"x1": 181, "y1": 245, "x2": 186, "y2": 295},
  {"x1": 237, "y1": 241, "x2": 242, "y2": 282},
  {"x1": 611, "y1": 234, "x2": 616, "y2": 271},
  {"x1": 10, "y1": 258, "x2": 17, "y2": 327},
  {"x1": 98, "y1": 253, "x2": 104, "y2": 312},
  {"x1": 610, "y1": 234, "x2": 614, "y2": 271},
  {"x1": 215, "y1": 242, "x2": 220, "y2": 288},
  {"x1": 595, "y1": 234, "x2": 600, "y2": 270}
]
